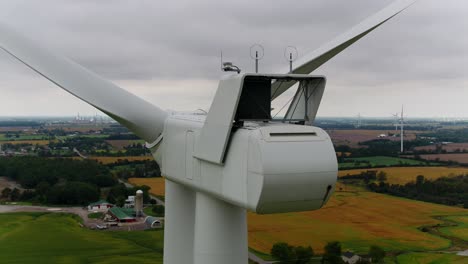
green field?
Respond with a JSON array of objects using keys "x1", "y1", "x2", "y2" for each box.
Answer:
[
  {"x1": 439, "y1": 215, "x2": 468, "y2": 241},
  {"x1": 0, "y1": 212, "x2": 164, "y2": 264},
  {"x1": 0, "y1": 134, "x2": 49, "y2": 141},
  {"x1": 396, "y1": 252, "x2": 466, "y2": 264},
  {"x1": 339, "y1": 156, "x2": 439, "y2": 169}
]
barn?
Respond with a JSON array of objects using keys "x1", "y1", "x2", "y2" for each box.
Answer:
[
  {"x1": 88, "y1": 200, "x2": 114, "y2": 212},
  {"x1": 107, "y1": 207, "x2": 136, "y2": 222}
]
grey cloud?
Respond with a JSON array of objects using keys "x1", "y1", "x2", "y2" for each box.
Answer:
[{"x1": 0, "y1": 0, "x2": 467, "y2": 117}]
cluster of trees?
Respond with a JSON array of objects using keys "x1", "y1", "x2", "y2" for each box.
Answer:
[
  {"x1": 421, "y1": 128, "x2": 468, "y2": 143},
  {"x1": 0, "y1": 121, "x2": 41, "y2": 127},
  {"x1": 151, "y1": 204, "x2": 165, "y2": 217},
  {"x1": 1, "y1": 187, "x2": 21, "y2": 201},
  {"x1": 122, "y1": 143, "x2": 150, "y2": 156},
  {"x1": 270, "y1": 242, "x2": 314, "y2": 264},
  {"x1": 45, "y1": 137, "x2": 151, "y2": 157},
  {"x1": 47, "y1": 137, "x2": 111, "y2": 157},
  {"x1": 111, "y1": 159, "x2": 161, "y2": 179},
  {"x1": 106, "y1": 183, "x2": 152, "y2": 206},
  {"x1": 368, "y1": 175, "x2": 468, "y2": 208},
  {"x1": 340, "y1": 170, "x2": 388, "y2": 185},
  {"x1": 336, "y1": 139, "x2": 435, "y2": 159},
  {"x1": 270, "y1": 241, "x2": 385, "y2": 264},
  {"x1": 0, "y1": 157, "x2": 116, "y2": 205}
]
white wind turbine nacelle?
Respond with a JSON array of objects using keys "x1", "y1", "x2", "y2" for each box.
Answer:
[{"x1": 0, "y1": 1, "x2": 418, "y2": 263}]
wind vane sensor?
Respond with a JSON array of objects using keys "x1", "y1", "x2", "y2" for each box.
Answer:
[
  {"x1": 249, "y1": 44, "x2": 264, "y2": 73},
  {"x1": 284, "y1": 46, "x2": 298, "y2": 73}
]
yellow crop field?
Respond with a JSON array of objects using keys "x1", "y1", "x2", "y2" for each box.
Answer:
[
  {"x1": 88, "y1": 156, "x2": 152, "y2": 164},
  {"x1": 128, "y1": 177, "x2": 165, "y2": 196},
  {"x1": 3, "y1": 140, "x2": 52, "y2": 145},
  {"x1": 248, "y1": 191, "x2": 466, "y2": 254},
  {"x1": 124, "y1": 177, "x2": 467, "y2": 255},
  {"x1": 339, "y1": 167, "x2": 468, "y2": 185}
]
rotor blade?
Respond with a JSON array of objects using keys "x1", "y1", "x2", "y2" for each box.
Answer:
[
  {"x1": 271, "y1": 0, "x2": 417, "y2": 100},
  {"x1": 0, "y1": 23, "x2": 167, "y2": 144}
]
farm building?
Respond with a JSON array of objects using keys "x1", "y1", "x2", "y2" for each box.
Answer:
[
  {"x1": 106, "y1": 207, "x2": 136, "y2": 222},
  {"x1": 144, "y1": 216, "x2": 162, "y2": 228},
  {"x1": 342, "y1": 251, "x2": 361, "y2": 264},
  {"x1": 124, "y1": 195, "x2": 135, "y2": 208},
  {"x1": 88, "y1": 200, "x2": 114, "y2": 212}
]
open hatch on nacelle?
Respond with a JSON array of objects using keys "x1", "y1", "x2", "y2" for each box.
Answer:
[{"x1": 195, "y1": 73, "x2": 326, "y2": 165}]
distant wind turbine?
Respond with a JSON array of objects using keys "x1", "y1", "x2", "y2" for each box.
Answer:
[
  {"x1": 392, "y1": 112, "x2": 399, "y2": 131},
  {"x1": 400, "y1": 105, "x2": 405, "y2": 153}
]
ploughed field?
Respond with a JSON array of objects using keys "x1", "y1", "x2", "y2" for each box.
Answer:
[
  {"x1": 128, "y1": 178, "x2": 468, "y2": 255},
  {"x1": 339, "y1": 166, "x2": 468, "y2": 184},
  {"x1": 329, "y1": 129, "x2": 420, "y2": 147},
  {"x1": 0, "y1": 212, "x2": 164, "y2": 264},
  {"x1": 418, "y1": 153, "x2": 468, "y2": 164}
]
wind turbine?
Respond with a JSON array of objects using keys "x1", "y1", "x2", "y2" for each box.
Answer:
[
  {"x1": 400, "y1": 105, "x2": 405, "y2": 153},
  {"x1": 0, "y1": 1, "x2": 418, "y2": 263},
  {"x1": 392, "y1": 112, "x2": 400, "y2": 131}
]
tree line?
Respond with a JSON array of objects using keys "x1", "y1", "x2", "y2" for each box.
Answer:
[
  {"x1": 368, "y1": 174, "x2": 468, "y2": 208},
  {"x1": 270, "y1": 241, "x2": 385, "y2": 263},
  {"x1": 0, "y1": 157, "x2": 116, "y2": 205}
]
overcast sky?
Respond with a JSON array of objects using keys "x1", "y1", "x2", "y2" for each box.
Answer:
[{"x1": 0, "y1": 0, "x2": 466, "y2": 118}]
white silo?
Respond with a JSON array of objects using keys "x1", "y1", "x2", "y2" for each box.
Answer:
[{"x1": 135, "y1": 190, "x2": 143, "y2": 217}]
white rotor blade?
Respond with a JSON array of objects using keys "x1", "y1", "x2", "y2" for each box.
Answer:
[
  {"x1": 271, "y1": 0, "x2": 417, "y2": 100},
  {"x1": 0, "y1": 23, "x2": 167, "y2": 143}
]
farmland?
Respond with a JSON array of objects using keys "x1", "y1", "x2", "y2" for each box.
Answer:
[
  {"x1": 418, "y1": 153, "x2": 468, "y2": 164},
  {"x1": 248, "y1": 190, "x2": 467, "y2": 255},
  {"x1": 0, "y1": 212, "x2": 164, "y2": 264},
  {"x1": 415, "y1": 142, "x2": 468, "y2": 152},
  {"x1": 129, "y1": 177, "x2": 165, "y2": 196},
  {"x1": 338, "y1": 156, "x2": 437, "y2": 169},
  {"x1": 85, "y1": 156, "x2": 153, "y2": 164},
  {"x1": 2, "y1": 140, "x2": 52, "y2": 145},
  {"x1": 439, "y1": 215, "x2": 468, "y2": 241},
  {"x1": 396, "y1": 252, "x2": 466, "y2": 263},
  {"x1": 328, "y1": 129, "x2": 420, "y2": 147},
  {"x1": 123, "y1": 177, "x2": 468, "y2": 256},
  {"x1": 339, "y1": 166, "x2": 468, "y2": 184}
]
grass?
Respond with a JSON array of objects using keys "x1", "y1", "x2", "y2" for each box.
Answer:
[
  {"x1": 88, "y1": 212, "x2": 104, "y2": 219},
  {"x1": 438, "y1": 215, "x2": 468, "y2": 241},
  {"x1": 143, "y1": 207, "x2": 156, "y2": 217},
  {"x1": 339, "y1": 167, "x2": 468, "y2": 184},
  {"x1": 128, "y1": 178, "x2": 165, "y2": 196},
  {"x1": 339, "y1": 156, "x2": 438, "y2": 169},
  {"x1": 0, "y1": 212, "x2": 164, "y2": 264},
  {"x1": 396, "y1": 252, "x2": 466, "y2": 264}
]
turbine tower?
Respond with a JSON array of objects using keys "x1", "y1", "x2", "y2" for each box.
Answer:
[
  {"x1": 0, "y1": 1, "x2": 418, "y2": 263},
  {"x1": 392, "y1": 112, "x2": 399, "y2": 131}
]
